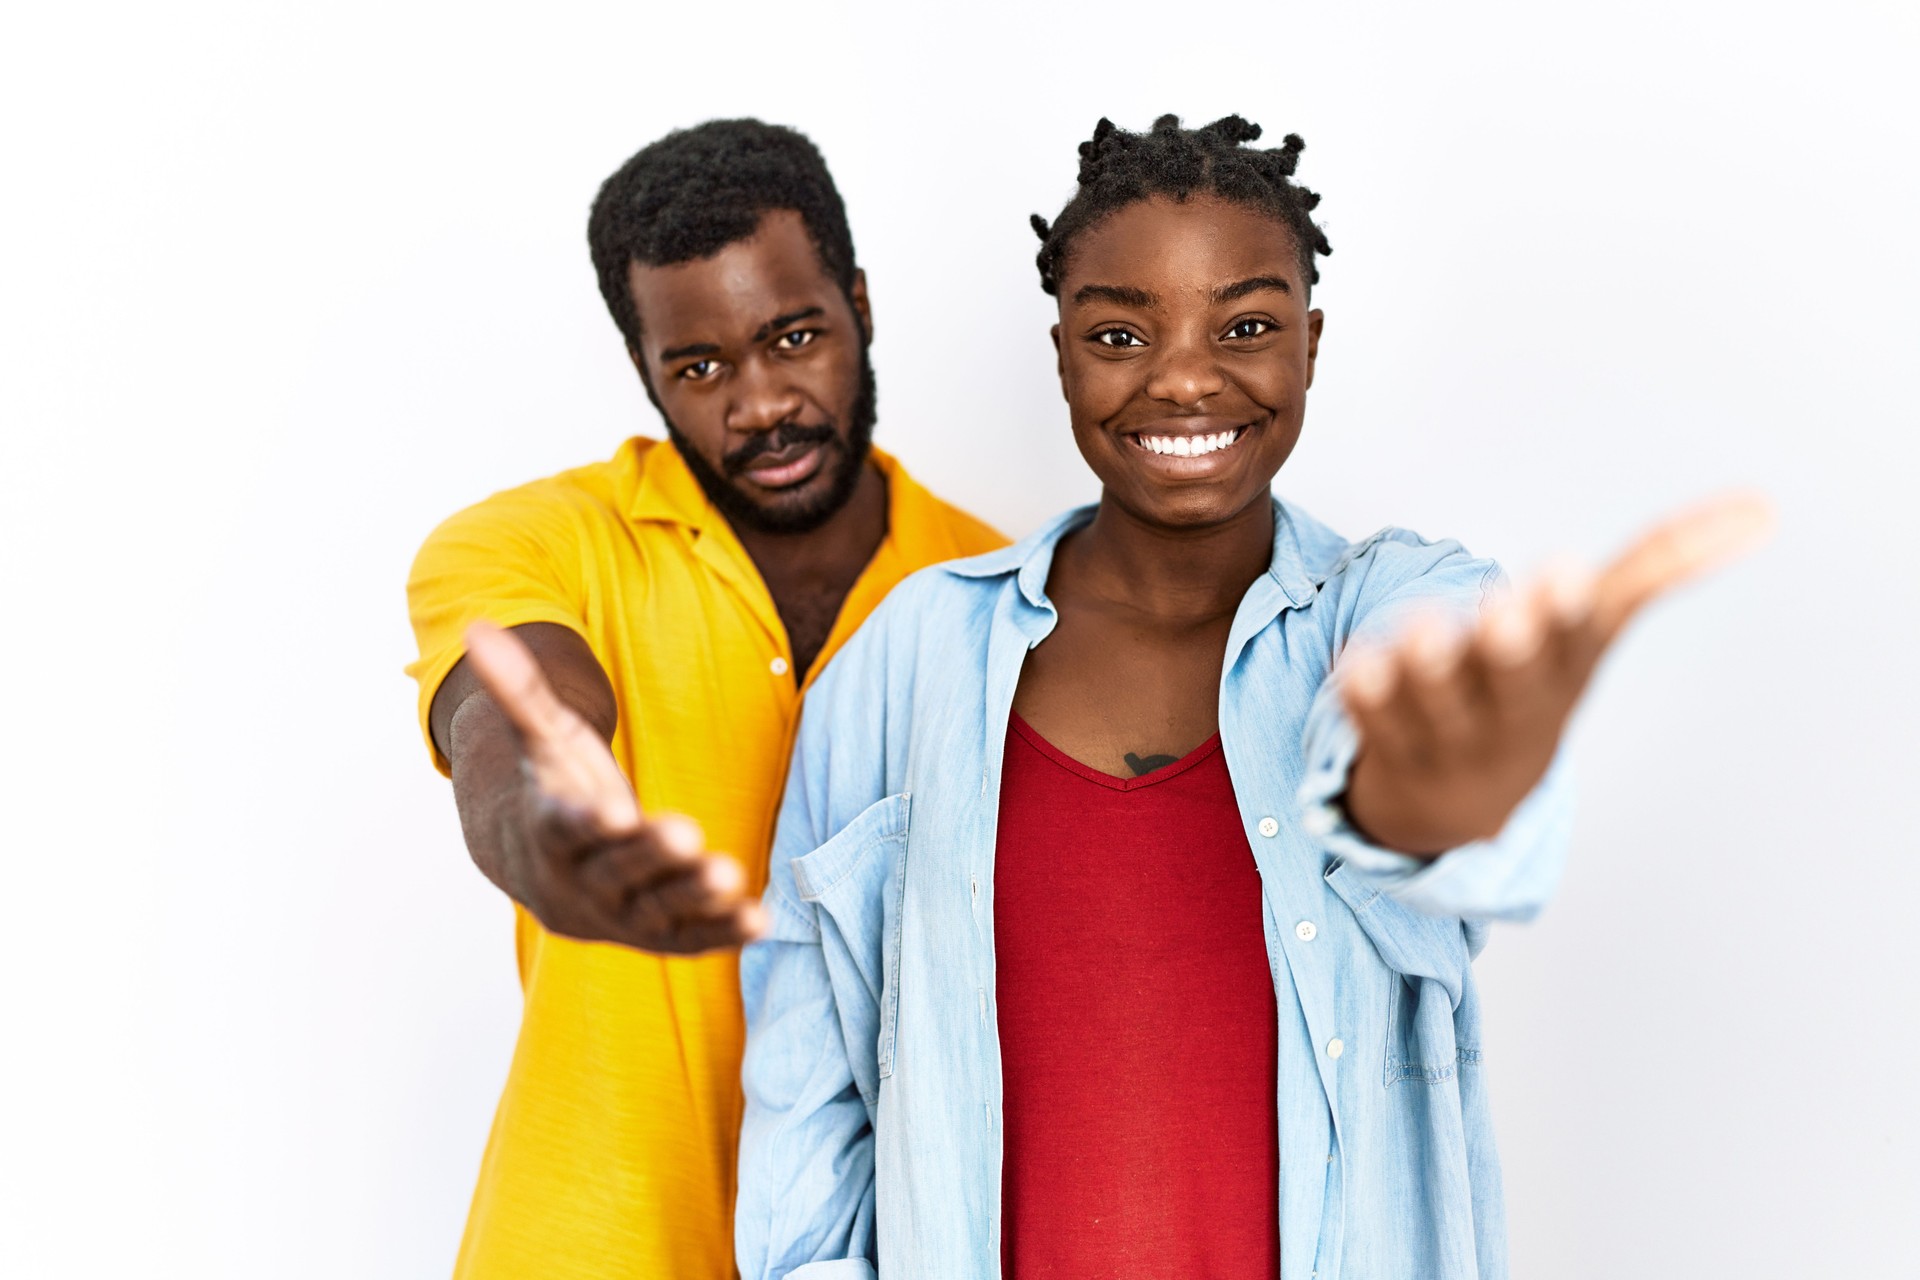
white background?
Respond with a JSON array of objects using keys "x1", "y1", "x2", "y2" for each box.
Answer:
[{"x1": 4, "y1": 1, "x2": 1916, "y2": 1276}]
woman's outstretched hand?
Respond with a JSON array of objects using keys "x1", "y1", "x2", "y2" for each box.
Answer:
[{"x1": 1337, "y1": 492, "x2": 1775, "y2": 856}]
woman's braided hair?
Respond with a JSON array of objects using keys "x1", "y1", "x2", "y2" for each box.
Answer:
[{"x1": 1030, "y1": 114, "x2": 1332, "y2": 297}]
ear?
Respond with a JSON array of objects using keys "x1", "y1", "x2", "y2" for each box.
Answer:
[
  {"x1": 850, "y1": 268, "x2": 873, "y2": 343},
  {"x1": 1050, "y1": 323, "x2": 1066, "y2": 401},
  {"x1": 1304, "y1": 309, "x2": 1325, "y2": 390},
  {"x1": 628, "y1": 345, "x2": 663, "y2": 410}
]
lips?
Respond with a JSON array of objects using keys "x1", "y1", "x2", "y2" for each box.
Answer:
[
  {"x1": 1123, "y1": 417, "x2": 1254, "y2": 472},
  {"x1": 739, "y1": 440, "x2": 827, "y2": 490}
]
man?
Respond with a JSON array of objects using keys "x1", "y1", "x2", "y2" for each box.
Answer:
[
  {"x1": 736, "y1": 115, "x2": 1768, "y2": 1278},
  {"x1": 405, "y1": 119, "x2": 1003, "y2": 1280}
]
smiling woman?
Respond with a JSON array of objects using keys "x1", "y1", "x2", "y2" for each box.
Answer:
[
  {"x1": 735, "y1": 113, "x2": 1769, "y2": 1280},
  {"x1": 1051, "y1": 194, "x2": 1323, "y2": 532}
]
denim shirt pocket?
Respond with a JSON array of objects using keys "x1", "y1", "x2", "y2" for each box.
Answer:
[
  {"x1": 791, "y1": 793, "x2": 911, "y2": 1093},
  {"x1": 1324, "y1": 858, "x2": 1477, "y2": 1087}
]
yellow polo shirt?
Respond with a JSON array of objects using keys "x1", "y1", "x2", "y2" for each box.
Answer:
[{"x1": 406, "y1": 436, "x2": 1003, "y2": 1280}]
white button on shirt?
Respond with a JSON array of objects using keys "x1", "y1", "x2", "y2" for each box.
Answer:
[
  {"x1": 1295, "y1": 920, "x2": 1318, "y2": 942},
  {"x1": 769, "y1": 657, "x2": 790, "y2": 677},
  {"x1": 1327, "y1": 1038, "x2": 1345, "y2": 1060},
  {"x1": 1257, "y1": 816, "x2": 1280, "y2": 838}
]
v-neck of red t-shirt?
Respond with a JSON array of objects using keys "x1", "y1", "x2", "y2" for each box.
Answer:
[{"x1": 1007, "y1": 711, "x2": 1224, "y2": 793}]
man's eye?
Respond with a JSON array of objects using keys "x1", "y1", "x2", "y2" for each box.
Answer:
[
  {"x1": 1226, "y1": 318, "x2": 1275, "y2": 340},
  {"x1": 678, "y1": 359, "x2": 718, "y2": 381},
  {"x1": 1094, "y1": 329, "x2": 1142, "y2": 349},
  {"x1": 776, "y1": 329, "x2": 819, "y2": 350}
]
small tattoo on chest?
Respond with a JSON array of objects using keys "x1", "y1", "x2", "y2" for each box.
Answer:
[{"x1": 1124, "y1": 751, "x2": 1180, "y2": 777}]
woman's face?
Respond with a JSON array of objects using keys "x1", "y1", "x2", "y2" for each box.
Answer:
[{"x1": 1051, "y1": 194, "x2": 1323, "y2": 532}]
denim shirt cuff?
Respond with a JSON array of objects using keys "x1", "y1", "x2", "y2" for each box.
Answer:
[{"x1": 1296, "y1": 705, "x2": 1573, "y2": 923}]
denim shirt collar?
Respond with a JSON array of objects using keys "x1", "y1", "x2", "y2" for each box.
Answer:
[{"x1": 942, "y1": 496, "x2": 1325, "y2": 616}]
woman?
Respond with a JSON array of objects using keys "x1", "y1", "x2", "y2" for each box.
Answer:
[{"x1": 735, "y1": 115, "x2": 1766, "y2": 1280}]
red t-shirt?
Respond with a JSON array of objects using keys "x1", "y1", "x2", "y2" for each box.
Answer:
[{"x1": 994, "y1": 713, "x2": 1280, "y2": 1279}]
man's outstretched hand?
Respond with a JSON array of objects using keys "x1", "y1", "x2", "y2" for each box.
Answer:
[
  {"x1": 457, "y1": 621, "x2": 767, "y2": 953},
  {"x1": 1337, "y1": 492, "x2": 1775, "y2": 857}
]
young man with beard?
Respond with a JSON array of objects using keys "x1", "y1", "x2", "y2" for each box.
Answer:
[
  {"x1": 736, "y1": 116, "x2": 1769, "y2": 1279},
  {"x1": 405, "y1": 119, "x2": 1001, "y2": 1280}
]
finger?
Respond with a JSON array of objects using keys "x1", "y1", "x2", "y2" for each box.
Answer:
[
  {"x1": 1392, "y1": 613, "x2": 1484, "y2": 758},
  {"x1": 1336, "y1": 643, "x2": 1424, "y2": 765},
  {"x1": 1477, "y1": 588, "x2": 1549, "y2": 671},
  {"x1": 1532, "y1": 558, "x2": 1610, "y2": 687},
  {"x1": 464, "y1": 621, "x2": 576, "y2": 746},
  {"x1": 1338, "y1": 643, "x2": 1396, "y2": 715},
  {"x1": 647, "y1": 904, "x2": 769, "y2": 956},
  {"x1": 1536, "y1": 556, "x2": 1598, "y2": 631},
  {"x1": 468, "y1": 623, "x2": 642, "y2": 832},
  {"x1": 572, "y1": 812, "x2": 703, "y2": 905},
  {"x1": 1473, "y1": 581, "x2": 1572, "y2": 727},
  {"x1": 625, "y1": 857, "x2": 753, "y2": 935},
  {"x1": 1591, "y1": 491, "x2": 1774, "y2": 641}
]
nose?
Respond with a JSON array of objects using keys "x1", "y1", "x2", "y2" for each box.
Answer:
[
  {"x1": 725, "y1": 355, "x2": 806, "y2": 434},
  {"x1": 1144, "y1": 329, "x2": 1228, "y2": 408}
]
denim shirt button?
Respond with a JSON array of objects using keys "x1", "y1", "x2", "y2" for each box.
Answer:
[
  {"x1": 1257, "y1": 816, "x2": 1280, "y2": 838},
  {"x1": 1326, "y1": 1037, "x2": 1345, "y2": 1060},
  {"x1": 1295, "y1": 920, "x2": 1318, "y2": 942}
]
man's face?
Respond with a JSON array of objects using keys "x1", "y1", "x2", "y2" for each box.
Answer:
[
  {"x1": 629, "y1": 209, "x2": 874, "y2": 535},
  {"x1": 1052, "y1": 194, "x2": 1323, "y2": 531}
]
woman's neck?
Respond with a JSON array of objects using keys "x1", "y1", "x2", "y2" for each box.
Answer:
[{"x1": 1055, "y1": 492, "x2": 1276, "y2": 625}]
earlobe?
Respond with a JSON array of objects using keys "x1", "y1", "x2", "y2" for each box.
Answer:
[
  {"x1": 628, "y1": 346, "x2": 660, "y2": 406},
  {"x1": 1051, "y1": 323, "x2": 1066, "y2": 400},
  {"x1": 851, "y1": 269, "x2": 874, "y2": 343}
]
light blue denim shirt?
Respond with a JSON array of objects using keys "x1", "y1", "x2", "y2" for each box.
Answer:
[{"x1": 737, "y1": 498, "x2": 1573, "y2": 1280}]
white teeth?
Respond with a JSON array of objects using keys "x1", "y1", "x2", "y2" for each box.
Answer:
[{"x1": 1138, "y1": 428, "x2": 1242, "y2": 457}]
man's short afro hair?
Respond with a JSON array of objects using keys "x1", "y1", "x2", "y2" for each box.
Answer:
[{"x1": 589, "y1": 118, "x2": 858, "y2": 351}]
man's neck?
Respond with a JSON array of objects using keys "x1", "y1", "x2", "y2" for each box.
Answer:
[
  {"x1": 733, "y1": 460, "x2": 889, "y2": 586},
  {"x1": 734, "y1": 460, "x2": 890, "y2": 675}
]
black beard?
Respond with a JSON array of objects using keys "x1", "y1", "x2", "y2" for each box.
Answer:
[{"x1": 666, "y1": 350, "x2": 877, "y2": 536}]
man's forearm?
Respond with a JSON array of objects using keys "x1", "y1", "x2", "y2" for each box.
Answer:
[{"x1": 447, "y1": 693, "x2": 534, "y2": 901}]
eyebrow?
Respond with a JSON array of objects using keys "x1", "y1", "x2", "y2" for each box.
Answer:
[
  {"x1": 751, "y1": 307, "x2": 824, "y2": 343},
  {"x1": 1210, "y1": 275, "x2": 1293, "y2": 303},
  {"x1": 657, "y1": 307, "x2": 828, "y2": 365},
  {"x1": 1072, "y1": 283, "x2": 1159, "y2": 308},
  {"x1": 658, "y1": 339, "x2": 720, "y2": 363}
]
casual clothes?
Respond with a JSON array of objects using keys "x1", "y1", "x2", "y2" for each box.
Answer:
[
  {"x1": 995, "y1": 714, "x2": 1280, "y2": 1279},
  {"x1": 737, "y1": 501, "x2": 1573, "y2": 1280},
  {"x1": 405, "y1": 436, "x2": 1003, "y2": 1280}
]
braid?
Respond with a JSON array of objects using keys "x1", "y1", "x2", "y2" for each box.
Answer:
[{"x1": 1031, "y1": 114, "x2": 1332, "y2": 297}]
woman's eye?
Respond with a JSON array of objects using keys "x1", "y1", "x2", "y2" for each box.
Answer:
[
  {"x1": 1094, "y1": 329, "x2": 1142, "y2": 348},
  {"x1": 1227, "y1": 318, "x2": 1275, "y2": 340},
  {"x1": 678, "y1": 359, "x2": 718, "y2": 381},
  {"x1": 776, "y1": 329, "x2": 818, "y2": 350}
]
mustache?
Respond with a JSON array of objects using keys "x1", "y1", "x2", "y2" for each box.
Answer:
[{"x1": 723, "y1": 421, "x2": 838, "y2": 475}]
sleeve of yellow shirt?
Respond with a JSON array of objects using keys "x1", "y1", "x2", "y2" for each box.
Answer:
[{"x1": 404, "y1": 481, "x2": 594, "y2": 775}]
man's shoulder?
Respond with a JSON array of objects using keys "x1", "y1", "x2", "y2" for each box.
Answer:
[
  {"x1": 915, "y1": 494, "x2": 1008, "y2": 561},
  {"x1": 881, "y1": 451, "x2": 1009, "y2": 569},
  {"x1": 420, "y1": 440, "x2": 645, "y2": 550}
]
